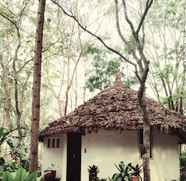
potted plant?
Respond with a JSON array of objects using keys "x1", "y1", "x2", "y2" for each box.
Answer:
[
  {"x1": 131, "y1": 175, "x2": 139, "y2": 181},
  {"x1": 109, "y1": 162, "x2": 142, "y2": 181},
  {"x1": 88, "y1": 165, "x2": 99, "y2": 181}
]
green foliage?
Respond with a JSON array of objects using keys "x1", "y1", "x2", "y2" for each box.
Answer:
[
  {"x1": 0, "y1": 157, "x2": 18, "y2": 172},
  {"x1": 150, "y1": 0, "x2": 186, "y2": 28},
  {"x1": 85, "y1": 46, "x2": 120, "y2": 92},
  {"x1": 109, "y1": 162, "x2": 132, "y2": 181},
  {"x1": 109, "y1": 162, "x2": 141, "y2": 181},
  {"x1": 88, "y1": 165, "x2": 107, "y2": 181},
  {"x1": 0, "y1": 127, "x2": 28, "y2": 169},
  {"x1": 88, "y1": 165, "x2": 99, "y2": 181},
  {"x1": 181, "y1": 152, "x2": 186, "y2": 167},
  {"x1": 180, "y1": 152, "x2": 186, "y2": 181},
  {"x1": 88, "y1": 162, "x2": 141, "y2": 181},
  {"x1": 152, "y1": 60, "x2": 186, "y2": 107},
  {"x1": 1, "y1": 167, "x2": 37, "y2": 181},
  {"x1": 0, "y1": 127, "x2": 29, "y2": 174},
  {"x1": 84, "y1": 46, "x2": 102, "y2": 55},
  {"x1": 0, "y1": 128, "x2": 9, "y2": 145},
  {"x1": 124, "y1": 78, "x2": 138, "y2": 88},
  {"x1": 0, "y1": 156, "x2": 29, "y2": 173}
]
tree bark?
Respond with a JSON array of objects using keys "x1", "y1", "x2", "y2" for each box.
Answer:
[
  {"x1": 29, "y1": 0, "x2": 46, "y2": 172},
  {"x1": 137, "y1": 63, "x2": 151, "y2": 181},
  {"x1": 142, "y1": 112, "x2": 151, "y2": 181},
  {"x1": 3, "y1": 75, "x2": 12, "y2": 129},
  {"x1": 64, "y1": 51, "x2": 82, "y2": 115}
]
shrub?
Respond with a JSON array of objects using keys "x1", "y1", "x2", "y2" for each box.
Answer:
[
  {"x1": 88, "y1": 162, "x2": 142, "y2": 181},
  {"x1": 1, "y1": 167, "x2": 37, "y2": 181},
  {"x1": 0, "y1": 157, "x2": 18, "y2": 172},
  {"x1": 181, "y1": 152, "x2": 186, "y2": 181}
]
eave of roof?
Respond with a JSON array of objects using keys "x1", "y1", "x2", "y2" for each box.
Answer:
[{"x1": 39, "y1": 80, "x2": 186, "y2": 141}]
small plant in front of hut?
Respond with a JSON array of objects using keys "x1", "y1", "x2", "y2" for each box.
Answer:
[
  {"x1": 88, "y1": 165, "x2": 99, "y2": 181},
  {"x1": 180, "y1": 152, "x2": 186, "y2": 181},
  {"x1": 109, "y1": 161, "x2": 131, "y2": 181},
  {"x1": 88, "y1": 165, "x2": 106, "y2": 181},
  {"x1": 109, "y1": 162, "x2": 142, "y2": 181},
  {"x1": 88, "y1": 162, "x2": 142, "y2": 181}
]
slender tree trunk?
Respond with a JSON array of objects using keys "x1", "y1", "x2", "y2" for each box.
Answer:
[
  {"x1": 142, "y1": 113, "x2": 151, "y2": 181},
  {"x1": 74, "y1": 69, "x2": 78, "y2": 107},
  {"x1": 0, "y1": 55, "x2": 13, "y2": 129},
  {"x1": 13, "y1": 65, "x2": 22, "y2": 145},
  {"x1": 137, "y1": 65, "x2": 151, "y2": 181},
  {"x1": 64, "y1": 52, "x2": 82, "y2": 115},
  {"x1": 138, "y1": 93, "x2": 151, "y2": 181},
  {"x1": 29, "y1": 0, "x2": 46, "y2": 172},
  {"x1": 64, "y1": 86, "x2": 70, "y2": 116},
  {"x1": 64, "y1": 58, "x2": 70, "y2": 116},
  {"x1": 3, "y1": 77, "x2": 12, "y2": 129}
]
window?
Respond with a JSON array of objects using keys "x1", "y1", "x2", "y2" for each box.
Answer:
[
  {"x1": 52, "y1": 138, "x2": 55, "y2": 148},
  {"x1": 47, "y1": 138, "x2": 51, "y2": 148},
  {"x1": 47, "y1": 138, "x2": 61, "y2": 148},
  {"x1": 56, "y1": 138, "x2": 60, "y2": 148}
]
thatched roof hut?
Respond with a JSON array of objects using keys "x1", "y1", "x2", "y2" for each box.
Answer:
[
  {"x1": 39, "y1": 77, "x2": 186, "y2": 181},
  {"x1": 39, "y1": 78, "x2": 186, "y2": 141}
]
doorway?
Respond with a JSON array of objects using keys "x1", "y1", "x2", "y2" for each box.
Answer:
[{"x1": 67, "y1": 133, "x2": 81, "y2": 181}]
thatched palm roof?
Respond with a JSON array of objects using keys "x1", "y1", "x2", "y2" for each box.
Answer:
[{"x1": 39, "y1": 79, "x2": 186, "y2": 140}]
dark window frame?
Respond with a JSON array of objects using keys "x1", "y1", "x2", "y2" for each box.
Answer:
[
  {"x1": 56, "y1": 138, "x2": 60, "y2": 148},
  {"x1": 47, "y1": 138, "x2": 51, "y2": 148},
  {"x1": 52, "y1": 138, "x2": 55, "y2": 148},
  {"x1": 47, "y1": 138, "x2": 61, "y2": 148}
]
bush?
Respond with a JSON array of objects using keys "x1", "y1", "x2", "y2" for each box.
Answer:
[
  {"x1": 109, "y1": 162, "x2": 141, "y2": 181},
  {"x1": 88, "y1": 162, "x2": 142, "y2": 181},
  {"x1": 181, "y1": 152, "x2": 186, "y2": 181},
  {"x1": 0, "y1": 167, "x2": 37, "y2": 181},
  {"x1": 0, "y1": 158, "x2": 18, "y2": 172}
]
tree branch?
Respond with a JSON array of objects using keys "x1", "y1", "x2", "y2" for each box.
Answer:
[
  {"x1": 122, "y1": 0, "x2": 153, "y2": 69},
  {"x1": 136, "y1": 0, "x2": 153, "y2": 35},
  {"x1": 115, "y1": 0, "x2": 141, "y2": 64},
  {"x1": 50, "y1": 0, "x2": 136, "y2": 68},
  {"x1": 122, "y1": 0, "x2": 136, "y2": 38},
  {"x1": 115, "y1": 0, "x2": 128, "y2": 45}
]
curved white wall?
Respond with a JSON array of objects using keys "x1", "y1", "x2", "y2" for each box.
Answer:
[
  {"x1": 40, "y1": 135, "x2": 67, "y2": 180},
  {"x1": 151, "y1": 131, "x2": 180, "y2": 181},
  {"x1": 40, "y1": 129, "x2": 180, "y2": 181},
  {"x1": 81, "y1": 130, "x2": 140, "y2": 181},
  {"x1": 81, "y1": 130, "x2": 180, "y2": 181}
]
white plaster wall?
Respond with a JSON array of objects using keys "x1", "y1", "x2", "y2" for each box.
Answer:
[
  {"x1": 151, "y1": 131, "x2": 180, "y2": 181},
  {"x1": 81, "y1": 130, "x2": 180, "y2": 181},
  {"x1": 81, "y1": 130, "x2": 140, "y2": 181},
  {"x1": 40, "y1": 135, "x2": 67, "y2": 180},
  {"x1": 40, "y1": 129, "x2": 180, "y2": 181}
]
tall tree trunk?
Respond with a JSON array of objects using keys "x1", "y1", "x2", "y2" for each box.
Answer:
[
  {"x1": 137, "y1": 64, "x2": 151, "y2": 181},
  {"x1": 64, "y1": 58, "x2": 70, "y2": 116},
  {"x1": 64, "y1": 52, "x2": 82, "y2": 115},
  {"x1": 74, "y1": 69, "x2": 78, "y2": 107},
  {"x1": 142, "y1": 113, "x2": 151, "y2": 181},
  {"x1": 3, "y1": 78, "x2": 12, "y2": 129},
  {"x1": 29, "y1": 0, "x2": 46, "y2": 172}
]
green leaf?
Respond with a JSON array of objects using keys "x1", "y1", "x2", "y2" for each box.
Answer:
[
  {"x1": 24, "y1": 172, "x2": 37, "y2": 181},
  {"x1": 2, "y1": 171, "x2": 13, "y2": 181},
  {"x1": 14, "y1": 167, "x2": 27, "y2": 181}
]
